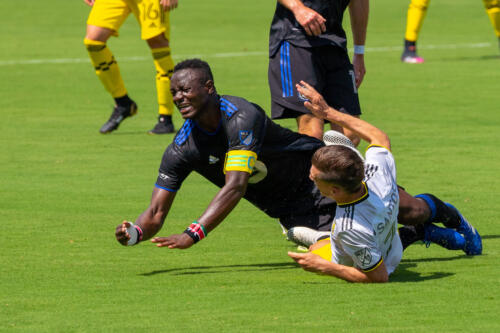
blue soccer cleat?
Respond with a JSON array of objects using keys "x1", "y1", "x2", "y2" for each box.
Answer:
[
  {"x1": 446, "y1": 203, "x2": 482, "y2": 255},
  {"x1": 424, "y1": 224, "x2": 465, "y2": 250}
]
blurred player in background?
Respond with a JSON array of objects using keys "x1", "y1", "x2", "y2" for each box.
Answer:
[
  {"x1": 288, "y1": 81, "x2": 482, "y2": 283},
  {"x1": 402, "y1": 0, "x2": 500, "y2": 63},
  {"x1": 268, "y1": 0, "x2": 369, "y2": 146},
  {"x1": 83, "y1": 0, "x2": 178, "y2": 134},
  {"x1": 113, "y1": 59, "x2": 481, "y2": 260}
]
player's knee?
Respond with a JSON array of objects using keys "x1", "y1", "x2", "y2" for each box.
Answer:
[
  {"x1": 398, "y1": 197, "x2": 430, "y2": 225},
  {"x1": 298, "y1": 115, "x2": 324, "y2": 139},
  {"x1": 147, "y1": 33, "x2": 170, "y2": 49},
  {"x1": 84, "y1": 38, "x2": 106, "y2": 52},
  {"x1": 409, "y1": 0, "x2": 430, "y2": 11},
  {"x1": 484, "y1": 0, "x2": 500, "y2": 9}
]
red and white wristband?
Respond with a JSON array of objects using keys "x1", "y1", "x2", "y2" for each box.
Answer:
[
  {"x1": 126, "y1": 223, "x2": 143, "y2": 246},
  {"x1": 183, "y1": 221, "x2": 207, "y2": 243}
]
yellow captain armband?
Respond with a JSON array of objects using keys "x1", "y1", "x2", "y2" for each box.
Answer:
[{"x1": 224, "y1": 150, "x2": 257, "y2": 174}]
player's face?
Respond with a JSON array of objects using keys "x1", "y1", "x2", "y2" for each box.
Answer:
[
  {"x1": 171, "y1": 69, "x2": 211, "y2": 119},
  {"x1": 309, "y1": 165, "x2": 334, "y2": 198}
]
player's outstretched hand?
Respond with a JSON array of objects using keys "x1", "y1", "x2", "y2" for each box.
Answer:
[
  {"x1": 288, "y1": 251, "x2": 324, "y2": 273},
  {"x1": 160, "y1": 0, "x2": 178, "y2": 11},
  {"x1": 83, "y1": 0, "x2": 95, "y2": 6},
  {"x1": 115, "y1": 221, "x2": 132, "y2": 246},
  {"x1": 296, "y1": 81, "x2": 330, "y2": 120},
  {"x1": 151, "y1": 233, "x2": 194, "y2": 249},
  {"x1": 293, "y1": 5, "x2": 326, "y2": 36}
]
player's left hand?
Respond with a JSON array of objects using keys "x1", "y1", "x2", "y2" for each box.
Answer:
[
  {"x1": 288, "y1": 251, "x2": 324, "y2": 273},
  {"x1": 160, "y1": 0, "x2": 178, "y2": 11},
  {"x1": 295, "y1": 81, "x2": 330, "y2": 119},
  {"x1": 151, "y1": 233, "x2": 194, "y2": 249},
  {"x1": 352, "y1": 54, "x2": 366, "y2": 88}
]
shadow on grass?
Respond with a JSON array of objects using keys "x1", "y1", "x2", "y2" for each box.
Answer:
[
  {"x1": 141, "y1": 262, "x2": 297, "y2": 276},
  {"x1": 482, "y1": 234, "x2": 500, "y2": 240},
  {"x1": 390, "y1": 262, "x2": 455, "y2": 283},
  {"x1": 106, "y1": 130, "x2": 178, "y2": 136}
]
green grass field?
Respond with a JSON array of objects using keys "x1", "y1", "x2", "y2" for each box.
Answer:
[{"x1": 1, "y1": 0, "x2": 499, "y2": 331}]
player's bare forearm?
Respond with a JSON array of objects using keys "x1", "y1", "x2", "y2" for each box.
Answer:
[
  {"x1": 135, "y1": 187, "x2": 175, "y2": 239},
  {"x1": 349, "y1": 0, "x2": 369, "y2": 47},
  {"x1": 197, "y1": 171, "x2": 249, "y2": 233},
  {"x1": 296, "y1": 81, "x2": 390, "y2": 149},
  {"x1": 349, "y1": 0, "x2": 368, "y2": 87},
  {"x1": 288, "y1": 252, "x2": 388, "y2": 283},
  {"x1": 150, "y1": 173, "x2": 247, "y2": 250},
  {"x1": 115, "y1": 187, "x2": 175, "y2": 246},
  {"x1": 278, "y1": 0, "x2": 326, "y2": 36}
]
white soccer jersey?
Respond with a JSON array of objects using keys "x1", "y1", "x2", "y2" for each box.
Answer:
[{"x1": 330, "y1": 145, "x2": 403, "y2": 275}]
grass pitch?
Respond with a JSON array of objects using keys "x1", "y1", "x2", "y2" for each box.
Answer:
[{"x1": 1, "y1": 0, "x2": 499, "y2": 331}]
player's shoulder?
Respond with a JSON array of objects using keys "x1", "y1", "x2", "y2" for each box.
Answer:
[
  {"x1": 336, "y1": 197, "x2": 383, "y2": 232},
  {"x1": 220, "y1": 95, "x2": 265, "y2": 119},
  {"x1": 173, "y1": 119, "x2": 195, "y2": 147}
]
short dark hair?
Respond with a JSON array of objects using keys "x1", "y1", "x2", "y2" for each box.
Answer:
[
  {"x1": 311, "y1": 145, "x2": 364, "y2": 194},
  {"x1": 173, "y1": 58, "x2": 214, "y2": 84}
]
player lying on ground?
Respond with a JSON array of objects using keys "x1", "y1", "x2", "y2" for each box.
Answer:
[
  {"x1": 288, "y1": 81, "x2": 482, "y2": 283},
  {"x1": 113, "y1": 59, "x2": 481, "y2": 257}
]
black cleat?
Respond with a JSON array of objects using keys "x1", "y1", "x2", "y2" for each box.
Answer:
[
  {"x1": 148, "y1": 115, "x2": 175, "y2": 135},
  {"x1": 99, "y1": 102, "x2": 138, "y2": 134},
  {"x1": 401, "y1": 40, "x2": 424, "y2": 64}
]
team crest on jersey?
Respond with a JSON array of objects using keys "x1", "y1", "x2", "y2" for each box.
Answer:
[
  {"x1": 355, "y1": 248, "x2": 373, "y2": 267},
  {"x1": 239, "y1": 130, "x2": 253, "y2": 146}
]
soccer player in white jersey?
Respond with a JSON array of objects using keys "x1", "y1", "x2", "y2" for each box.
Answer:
[{"x1": 288, "y1": 81, "x2": 480, "y2": 282}]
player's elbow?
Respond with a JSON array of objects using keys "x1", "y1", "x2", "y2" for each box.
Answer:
[{"x1": 370, "y1": 131, "x2": 391, "y2": 150}]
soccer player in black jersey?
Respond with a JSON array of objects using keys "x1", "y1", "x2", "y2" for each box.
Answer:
[
  {"x1": 268, "y1": 0, "x2": 368, "y2": 145},
  {"x1": 114, "y1": 59, "x2": 481, "y2": 256}
]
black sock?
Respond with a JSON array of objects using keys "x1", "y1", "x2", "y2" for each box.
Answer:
[
  {"x1": 399, "y1": 224, "x2": 425, "y2": 250},
  {"x1": 159, "y1": 115, "x2": 172, "y2": 124},
  {"x1": 114, "y1": 95, "x2": 133, "y2": 107},
  {"x1": 415, "y1": 193, "x2": 460, "y2": 229},
  {"x1": 404, "y1": 39, "x2": 416, "y2": 51}
]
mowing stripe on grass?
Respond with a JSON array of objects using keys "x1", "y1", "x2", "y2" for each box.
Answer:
[{"x1": 0, "y1": 42, "x2": 493, "y2": 66}]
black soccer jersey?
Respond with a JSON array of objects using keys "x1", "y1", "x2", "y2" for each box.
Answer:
[
  {"x1": 269, "y1": 0, "x2": 350, "y2": 56},
  {"x1": 155, "y1": 95, "x2": 327, "y2": 218}
]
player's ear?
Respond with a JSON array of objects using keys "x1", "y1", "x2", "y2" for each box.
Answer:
[{"x1": 205, "y1": 80, "x2": 215, "y2": 94}]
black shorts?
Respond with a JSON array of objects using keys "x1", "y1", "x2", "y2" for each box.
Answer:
[
  {"x1": 278, "y1": 184, "x2": 336, "y2": 232},
  {"x1": 268, "y1": 41, "x2": 361, "y2": 119}
]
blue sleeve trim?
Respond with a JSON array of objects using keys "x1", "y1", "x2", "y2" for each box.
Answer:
[{"x1": 155, "y1": 184, "x2": 178, "y2": 192}]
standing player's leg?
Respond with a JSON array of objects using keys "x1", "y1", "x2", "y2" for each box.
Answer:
[
  {"x1": 132, "y1": 0, "x2": 175, "y2": 134},
  {"x1": 483, "y1": 0, "x2": 500, "y2": 49},
  {"x1": 268, "y1": 42, "x2": 325, "y2": 140},
  {"x1": 296, "y1": 115, "x2": 324, "y2": 140},
  {"x1": 84, "y1": 0, "x2": 137, "y2": 134},
  {"x1": 401, "y1": 0, "x2": 430, "y2": 63},
  {"x1": 322, "y1": 46, "x2": 362, "y2": 146}
]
